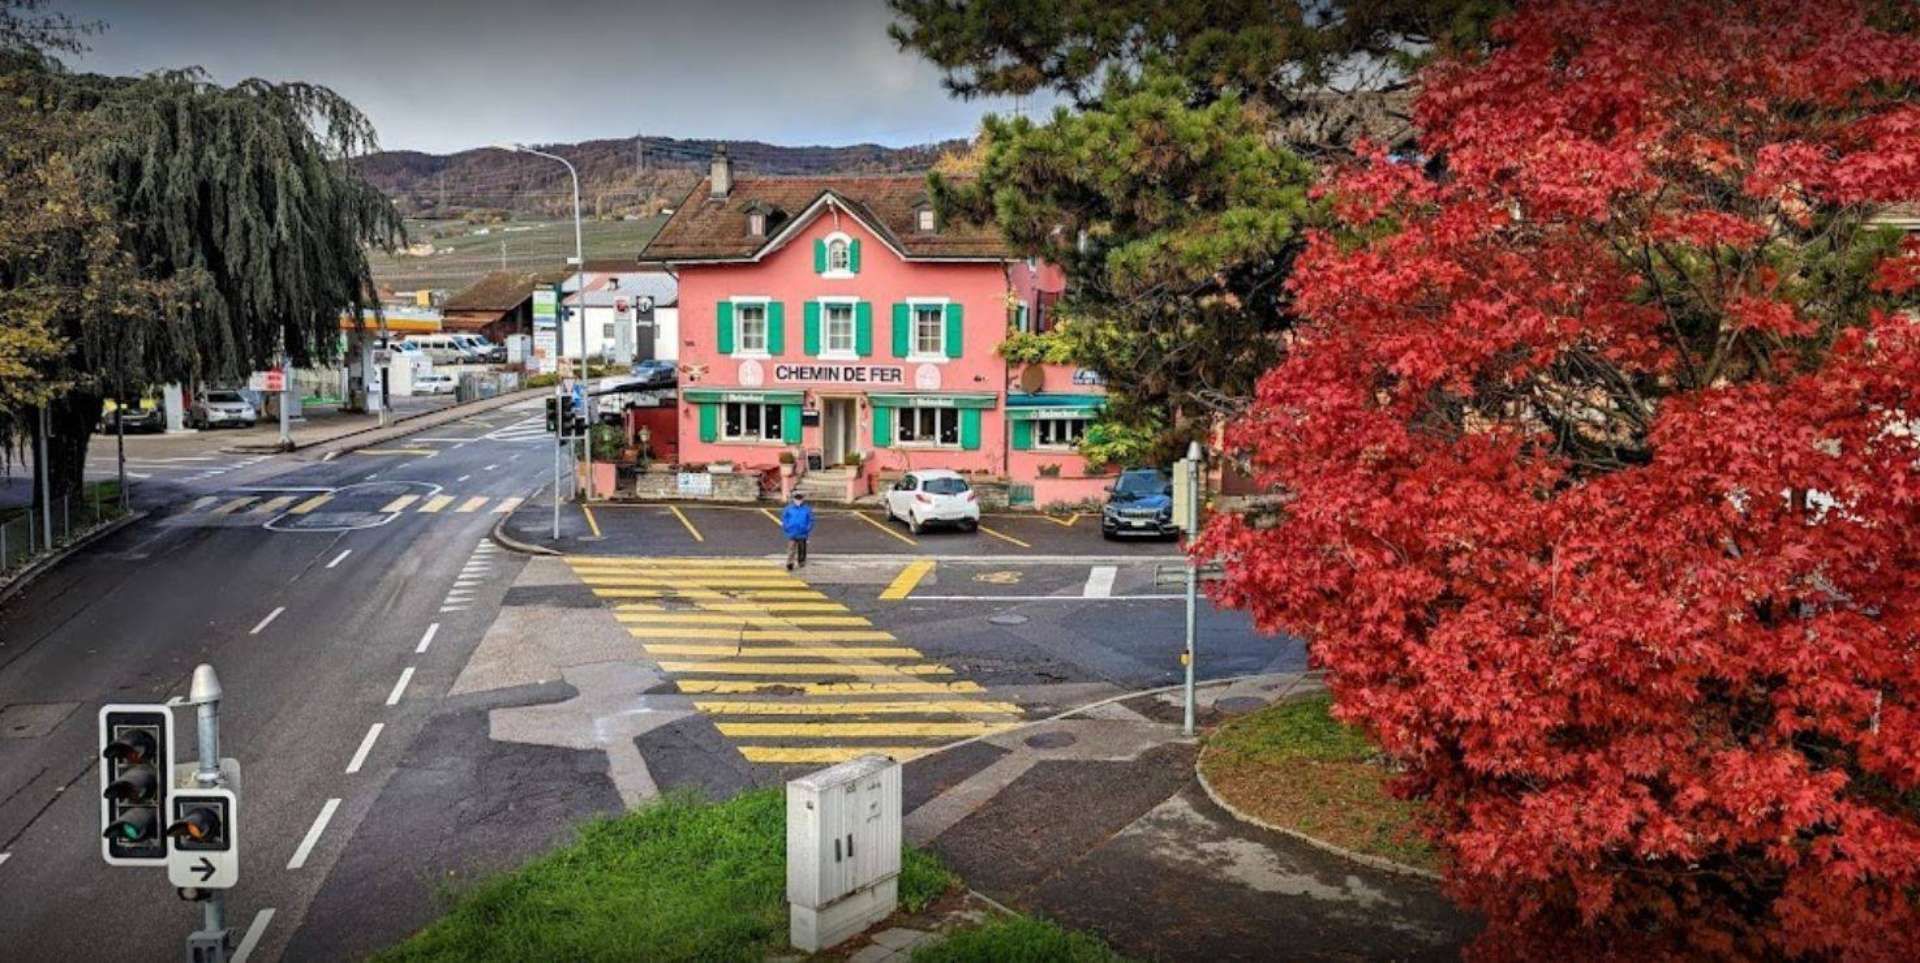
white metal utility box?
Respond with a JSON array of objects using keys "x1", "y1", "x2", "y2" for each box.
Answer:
[{"x1": 787, "y1": 754, "x2": 903, "y2": 952}]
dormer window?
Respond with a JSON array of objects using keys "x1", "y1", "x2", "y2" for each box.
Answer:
[
  {"x1": 815, "y1": 230, "x2": 858, "y2": 277},
  {"x1": 917, "y1": 207, "x2": 937, "y2": 232},
  {"x1": 744, "y1": 200, "x2": 776, "y2": 239}
]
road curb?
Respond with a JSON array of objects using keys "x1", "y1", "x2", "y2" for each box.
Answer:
[
  {"x1": 224, "y1": 387, "x2": 549, "y2": 457},
  {"x1": 0, "y1": 509, "x2": 149, "y2": 608},
  {"x1": 491, "y1": 490, "x2": 561, "y2": 556},
  {"x1": 1192, "y1": 704, "x2": 1444, "y2": 883}
]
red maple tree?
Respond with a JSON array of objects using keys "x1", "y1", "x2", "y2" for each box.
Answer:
[{"x1": 1202, "y1": 2, "x2": 1920, "y2": 957}]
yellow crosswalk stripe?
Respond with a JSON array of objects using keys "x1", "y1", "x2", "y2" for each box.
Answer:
[
  {"x1": 570, "y1": 557, "x2": 781, "y2": 568},
  {"x1": 210, "y1": 497, "x2": 255, "y2": 515},
  {"x1": 632, "y1": 628, "x2": 895, "y2": 642},
  {"x1": 289, "y1": 493, "x2": 333, "y2": 514},
  {"x1": 418, "y1": 494, "x2": 455, "y2": 513},
  {"x1": 676, "y1": 680, "x2": 986, "y2": 696},
  {"x1": 657, "y1": 663, "x2": 952, "y2": 677},
  {"x1": 718, "y1": 721, "x2": 1016, "y2": 739},
  {"x1": 492, "y1": 497, "x2": 523, "y2": 514},
  {"x1": 249, "y1": 495, "x2": 296, "y2": 515},
  {"x1": 456, "y1": 496, "x2": 489, "y2": 513},
  {"x1": 642, "y1": 645, "x2": 925, "y2": 659},
  {"x1": 693, "y1": 700, "x2": 1022, "y2": 716},
  {"x1": 381, "y1": 494, "x2": 419, "y2": 513},
  {"x1": 693, "y1": 602, "x2": 850, "y2": 613},
  {"x1": 739, "y1": 746, "x2": 934, "y2": 764},
  {"x1": 615, "y1": 613, "x2": 870, "y2": 627},
  {"x1": 601, "y1": 589, "x2": 831, "y2": 601}
]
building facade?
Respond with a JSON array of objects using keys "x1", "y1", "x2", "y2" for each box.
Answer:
[
  {"x1": 560, "y1": 264, "x2": 680, "y2": 362},
  {"x1": 643, "y1": 150, "x2": 1110, "y2": 505}
]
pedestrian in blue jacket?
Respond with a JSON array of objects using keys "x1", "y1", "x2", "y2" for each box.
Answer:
[{"x1": 781, "y1": 491, "x2": 815, "y2": 570}]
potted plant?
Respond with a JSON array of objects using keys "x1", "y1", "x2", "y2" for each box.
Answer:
[
  {"x1": 843, "y1": 451, "x2": 863, "y2": 469},
  {"x1": 778, "y1": 449, "x2": 797, "y2": 476}
]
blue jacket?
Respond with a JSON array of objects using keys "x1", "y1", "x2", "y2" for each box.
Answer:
[{"x1": 781, "y1": 502, "x2": 815, "y2": 539}]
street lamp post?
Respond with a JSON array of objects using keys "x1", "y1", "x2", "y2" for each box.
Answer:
[{"x1": 495, "y1": 142, "x2": 592, "y2": 503}]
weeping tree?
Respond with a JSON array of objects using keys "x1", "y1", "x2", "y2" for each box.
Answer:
[{"x1": 0, "y1": 33, "x2": 403, "y2": 506}]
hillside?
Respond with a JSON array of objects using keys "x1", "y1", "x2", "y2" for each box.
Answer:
[{"x1": 354, "y1": 135, "x2": 966, "y2": 221}]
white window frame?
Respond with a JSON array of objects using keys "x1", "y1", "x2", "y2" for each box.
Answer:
[
  {"x1": 729, "y1": 296, "x2": 771, "y2": 358},
  {"x1": 821, "y1": 231, "x2": 855, "y2": 279},
  {"x1": 818, "y1": 296, "x2": 859, "y2": 360},
  {"x1": 907, "y1": 297, "x2": 950, "y2": 362},
  {"x1": 916, "y1": 208, "x2": 936, "y2": 232},
  {"x1": 894, "y1": 405, "x2": 962, "y2": 449},
  {"x1": 1033, "y1": 416, "x2": 1089, "y2": 451},
  {"x1": 721, "y1": 401, "x2": 785, "y2": 443}
]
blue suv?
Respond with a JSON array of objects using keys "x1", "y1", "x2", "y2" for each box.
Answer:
[{"x1": 1101, "y1": 468, "x2": 1177, "y2": 539}]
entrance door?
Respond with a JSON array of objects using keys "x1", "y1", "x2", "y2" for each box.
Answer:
[{"x1": 822, "y1": 399, "x2": 854, "y2": 466}]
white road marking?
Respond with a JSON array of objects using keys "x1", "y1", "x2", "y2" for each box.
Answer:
[
  {"x1": 322, "y1": 450, "x2": 339, "y2": 461},
  {"x1": 345, "y1": 723, "x2": 384, "y2": 774},
  {"x1": 287, "y1": 799, "x2": 340, "y2": 870},
  {"x1": 415, "y1": 623, "x2": 439, "y2": 654},
  {"x1": 232, "y1": 908, "x2": 275, "y2": 963},
  {"x1": 0, "y1": 853, "x2": 10, "y2": 868},
  {"x1": 385, "y1": 667, "x2": 415, "y2": 706},
  {"x1": 249, "y1": 607, "x2": 285, "y2": 635},
  {"x1": 1083, "y1": 565, "x2": 1117, "y2": 598},
  {"x1": 456, "y1": 475, "x2": 471, "y2": 482},
  {"x1": 326, "y1": 549, "x2": 352, "y2": 569},
  {"x1": 483, "y1": 464, "x2": 498, "y2": 471},
  {"x1": 438, "y1": 606, "x2": 465, "y2": 613},
  {"x1": 364, "y1": 473, "x2": 378, "y2": 480}
]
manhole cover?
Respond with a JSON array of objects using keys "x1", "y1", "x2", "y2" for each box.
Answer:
[
  {"x1": 0, "y1": 702, "x2": 79, "y2": 739},
  {"x1": 987, "y1": 613, "x2": 1029, "y2": 626},
  {"x1": 1024, "y1": 731, "x2": 1076, "y2": 750}
]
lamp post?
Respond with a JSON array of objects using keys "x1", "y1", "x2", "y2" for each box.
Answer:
[{"x1": 495, "y1": 142, "x2": 592, "y2": 503}]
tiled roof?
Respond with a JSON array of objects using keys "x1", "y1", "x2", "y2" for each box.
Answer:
[
  {"x1": 643, "y1": 175, "x2": 1009, "y2": 261},
  {"x1": 442, "y1": 269, "x2": 568, "y2": 313},
  {"x1": 563, "y1": 271, "x2": 679, "y2": 308}
]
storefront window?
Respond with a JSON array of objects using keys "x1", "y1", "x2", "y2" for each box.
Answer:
[
  {"x1": 913, "y1": 304, "x2": 944, "y2": 356},
  {"x1": 722, "y1": 402, "x2": 783, "y2": 442},
  {"x1": 737, "y1": 303, "x2": 768, "y2": 353},
  {"x1": 1034, "y1": 417, "x2": 1089, "y2": 449},
  {"x1": 825, "y1": 302, "x2": 855, "y2": 354},
  {"x1": 896, "y1": 406, "x2": 960, "y2": 447}
]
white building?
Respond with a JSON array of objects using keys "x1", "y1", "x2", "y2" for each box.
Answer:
[{"x1": 560, "y1": 267, "x2": 679, "y2": 362}]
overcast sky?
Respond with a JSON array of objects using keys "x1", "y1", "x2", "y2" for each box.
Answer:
[{"x1": 59, "y1": 0, "x2": 1029, "y2": 154}]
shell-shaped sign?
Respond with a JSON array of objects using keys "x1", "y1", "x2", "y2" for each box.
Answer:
[
  {"x1": 914, "y1": 363, "x2": 942, "y2": 391},
  {"x1": 739, "y1": 359, "x2": 766, "y2": 387}
]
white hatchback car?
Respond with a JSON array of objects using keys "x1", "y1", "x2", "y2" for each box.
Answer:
[{"x1": 884, "y1": 469, "x2": 981, "y2": 534}]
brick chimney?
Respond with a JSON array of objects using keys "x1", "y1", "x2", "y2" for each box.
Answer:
[{"x1": 709, "y1": 145, "x2": 732, "y2": 200}]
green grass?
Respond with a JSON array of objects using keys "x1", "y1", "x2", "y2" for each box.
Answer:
[
  {"x1": 911, "y1": 917, "x2": 1131, "y2": 963},
  {"x1": 1202, "y1": 694, "x2": 1441, "y2": 872},
  {"x1": 368, "y1": 216, "x2": 669, "y2": 292},
  {"x1": 376, "y1": 789, "x2": 955, "y2": 963}
]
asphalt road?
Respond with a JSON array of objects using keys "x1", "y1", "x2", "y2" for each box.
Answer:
[{"x1": 0, "y1": 399, "x2": 1300, "y2": 961}]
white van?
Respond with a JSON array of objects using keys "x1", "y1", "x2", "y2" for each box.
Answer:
[{"x1": 403, "y1": 334, "x2": 478, "y2": 365}]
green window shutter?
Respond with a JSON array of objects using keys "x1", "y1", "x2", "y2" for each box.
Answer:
[
  {"x1": 891, "y1": 303, "x2": 910, "y2": 357},
  {"x1": 1011, "y1": 419, "x2": 1032, "y2": 451},
  {"x1": 872, "y1": 406, "x2": 893, "y2": 448},
  {"x1": 698, "y1": 404, "x2": 718, "y2": 443},
  {"x1": 715, "y1": 301, "x2": 734, "y2": 355},
  {"x1": 849, "y1": 238, "x2": 862, "y2": 273},
  {"x1": 961, "y1": 408, "x2": 982, "y2": 451},
  {"x1": 782, "y1": 404, "x2": 802, "y2": 441},
  {"x1": 767, "y1": 301, "x2": 786, "y2": 355},
  {"x1": 944, "y1": 303, "x2": 964, "y2": 359},
  {"x1": 855, "y1": 301, "x2": 873, "y2": 357},
  {"x1": 802, "y1": 302, "x2": 821, "y2": 356},
  {"x1": 813, "y1": 238, "x2": 827, "y2": 274}
]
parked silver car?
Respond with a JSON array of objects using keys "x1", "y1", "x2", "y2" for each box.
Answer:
[{"x1": 189, "y1": 389, "x2": 258, "y2": 429}]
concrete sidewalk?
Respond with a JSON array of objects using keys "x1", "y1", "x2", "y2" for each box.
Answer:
[
  {"x1": 227, "y1": 388, "x2": 547, "y2": 455},
  {"x1": 901, "y1": 675, "x2": 1476, "y2": 961}
]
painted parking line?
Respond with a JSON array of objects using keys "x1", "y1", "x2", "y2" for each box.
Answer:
[
  {"x1": 287, "y1": 799, "x2": 340, "y2": 870},
  {"x1": 232, "y1": 908, "x2": 276, "y2": 963},
  {"x1": 851, "y1": 510, "x2": 917, "y2": 546},
  {"x1": 667, "y1": 505, "x2": 705, "y2": 542},
  {"x1": 344, "y1": 723, "x2": 384, "y2": 774},
  {"x1": 1083, "y1": 565, "x2": 1117, "y2": 597},
  {"x1": 976, "y1": 524, "x2": 1033, "y2": 549},
  {"x1": 878, "y1": 560, "x2": 935, "y2": 600},
  {"x1": 759, "y1": 508, "x2": 782, "y2": 526},
  {"x1": 582, "y1": 504, "x2": 602, "y2": 538}
]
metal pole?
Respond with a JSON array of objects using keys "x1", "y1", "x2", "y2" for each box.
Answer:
[
  {"x1": 189, "y1": 664, "x2": 229, "y2": 960},
  {"x1": 279, "y1": 367, "x2": 292, "y2": 449},
  {"x1": 552, "y1": 415, "x2": 562, "y2": 540},
  {"x1": 115, "y1": 390, "x2": 128, "y2": 512},
  {"x1": 37, "y1": 405, "x2": 52, "y2": 552},
  {"x1": 1181, "y1": 444, "x2": 1202, "y2": 737}
]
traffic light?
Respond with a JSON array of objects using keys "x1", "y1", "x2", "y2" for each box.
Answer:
[
  {"x1": 99, "y1": 704, "x2": 173, "y2": 866},
  {"x1": 166, "y1": 788, "x2": 239, "y2": 890},
  {"x1": 546, "y1": 395, "x2": 562, "y2": 433}
]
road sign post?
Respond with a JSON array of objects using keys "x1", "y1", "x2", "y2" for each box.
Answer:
[
  {"x1": 178, "y1": 664, "x2": 237, "y2": 963},
  {"x1": 1177, "y1": 443, "x2": 1204, "y2": 736}
]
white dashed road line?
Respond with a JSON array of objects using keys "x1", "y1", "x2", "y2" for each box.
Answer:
[
  {"x1": 250, "y1": 607, "x2": 285, "y2": 635},
  {"x1": 415, "y1": 622, "x2": 439, "y2": 654},
  {"x1": 385, "y1": 667, "x2": 415, "y2": 706},
  {"x1": 1083, "y1": 565, "x2": 1117, "y2": 598},
  {"x1": 326, "y1": 549, "x2": 352, "y2": 569},
  {"x1": 345, "y1": 723, "x2": 384, "y2": 775},
  {"x1": 232, "y1": 908, "x2": 276, "y2": 963},
  {"x1": 0, "y1": 853, "x2": 10, "y2": 868},
  {"x1": 287, "y1": 799, "x2": 340, "y2": 870}
]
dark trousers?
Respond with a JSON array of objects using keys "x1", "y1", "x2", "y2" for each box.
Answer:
[{"x1": 786, "y1": 538, "x2": 808, "y2": 567}]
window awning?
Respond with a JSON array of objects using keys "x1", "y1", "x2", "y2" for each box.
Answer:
[
  {"x1": 682, "y1": 388, "x2": 805, "y2": 404},
  {"x1": 867, "y1": 392, "x2": 999, "y2": 410},
  {"x1": 1006, "y1": 393, "x2": 1105, "y2": 419}
]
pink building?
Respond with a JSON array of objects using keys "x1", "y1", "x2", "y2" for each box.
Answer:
[{"x1": 642, "y1": 148, "x2": 1111, "y2": 505}]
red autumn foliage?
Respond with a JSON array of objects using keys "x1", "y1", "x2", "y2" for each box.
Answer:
[{"x1": 1201, "y1": 2, "x2": 1920, "y2": 958}]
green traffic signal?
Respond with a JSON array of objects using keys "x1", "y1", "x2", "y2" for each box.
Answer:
[{"x1": 103, "y1": 807, "x2": 156, "y2": 842}]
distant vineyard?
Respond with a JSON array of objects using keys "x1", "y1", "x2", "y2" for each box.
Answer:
[{"x1": 368, "y1": 216, "x2": 670, "y2": 292}]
